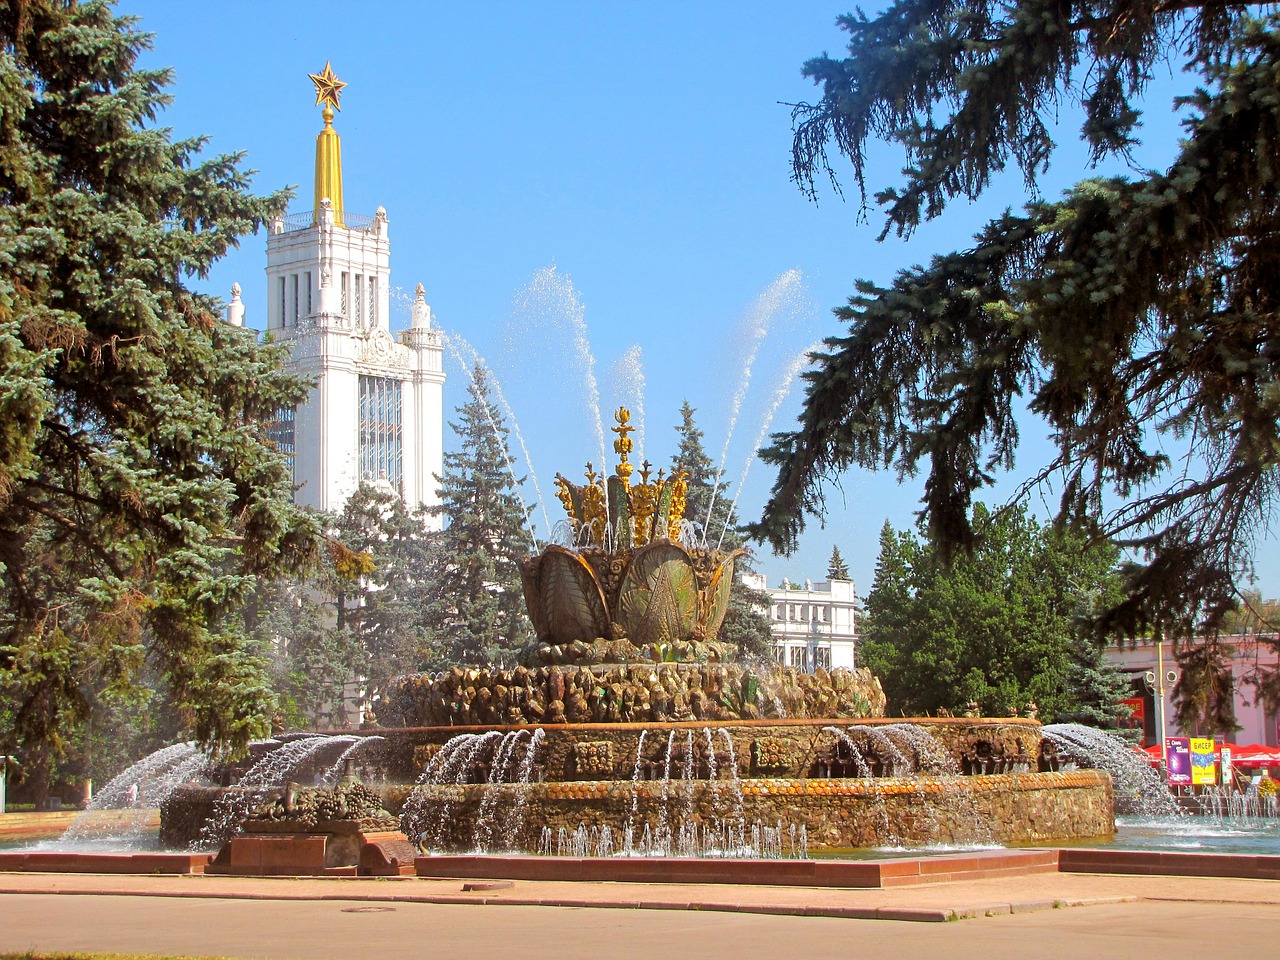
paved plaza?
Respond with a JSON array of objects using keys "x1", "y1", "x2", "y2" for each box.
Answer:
[{"x1": 2, "y1": 868, "x2": 1279, "y2": 960}]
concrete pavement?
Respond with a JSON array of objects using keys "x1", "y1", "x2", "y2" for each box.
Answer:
[{"x1": 1, "y1": 883, "x2": 1278, "y2": 960}]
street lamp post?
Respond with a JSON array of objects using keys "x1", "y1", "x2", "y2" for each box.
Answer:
[{"x1": 1144, "y1": 626, "x2": 1179, "y2": 769}]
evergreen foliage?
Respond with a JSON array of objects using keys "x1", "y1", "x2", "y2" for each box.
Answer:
[
  {"x1": 427, "y1": 366, "x2": 534, "y2": 665},
  {"x1": 754, "y1": 2, "x2": 1280, "y2": 641},
  {"x1": 862, "y1": 505, "x2": 1128, "y2": 721},
  {"x1": 327, "y1": 485, "x2": 440, "y2": 712},
  {"x1": 826, "y1": 545, "x2": 850, "y2": 581},
  {"x1": 1056, "y1": 631, "x2": 1138, "y2": 733},
  {"x1": 671, "y1": 401, "x2": 773, "y2": 659},
  {"x1": 252, "y1": 484, "x2": 440, "y2": 727},
  {"x1": 0, "y1": 2, "x2": 315, "y2": 795},
  {"x1": 1172, "y1": 637, "x2": 1241, "y2": 738}
]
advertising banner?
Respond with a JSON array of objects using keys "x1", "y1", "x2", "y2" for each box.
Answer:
[
  {"x1": 1119, "y1": 697, "x2": 1146, "y2": 740},
  {"x1": 1166, "y1": 736, "x2": 1191, "y2": 786},
  {"x1": 1191, "y1": 737, "x2": 1217, "y2": 785}
]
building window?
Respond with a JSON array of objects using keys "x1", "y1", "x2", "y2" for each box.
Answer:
[
  {"x1": 291, "y1": 274, "x2": 299, "y2": 325},
  {"x1": 811, "y1": 644, "x2": 832, "y2": 672},
  {"x1": 359, "y1": 375, "x2": 403, "y2": 491},
  {"x1": 266, "y1": 406, "x2": 296, "y2": 484},
  {"x1": 355, "y1": 274, "x2": 364, "y2": 328},
  {"x1": 341, "y1": 272, "x2": 349, "y2": 317},
  {"x1": 368, "y1": 276, "x2": 378, "y2": 328},
  {"x1": 304, "y1": 271, "x2": 312, "y2": 315},
  {"x1": 788, "y1": 646, "x2": 808, "y2": 670},
  {"x1": 277, "y1": 277, "x2": 286, "y2": 328}
]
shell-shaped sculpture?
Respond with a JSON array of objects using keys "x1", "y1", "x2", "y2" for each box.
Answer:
[
  {"x1": 521, "y1": 545, "x2": 612, "y2": 646},
  {"x1": 521, "y1": 540, "x2": 744, "y2": 652},
  {"x1": 616, "y1": 543, "x2": 699, "y2": 646},
  {"x1": 525, "y1": 407, "x2": 746, "y2": 658}
]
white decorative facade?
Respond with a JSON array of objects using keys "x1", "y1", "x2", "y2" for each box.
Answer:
[
  {"x1": 227, "y1": 68, "x2": 445, "y2": 517},
  {"x1": 743, "y1": 574, "x2": 860, "y2": 672}
]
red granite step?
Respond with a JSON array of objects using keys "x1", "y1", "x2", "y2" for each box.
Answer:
[
  {"x1": 416, "y1": 849, "x2": 1062, "y2": 888},
  {"x1": 0, "y1": 851, "x2": 211, "y2": 874}
]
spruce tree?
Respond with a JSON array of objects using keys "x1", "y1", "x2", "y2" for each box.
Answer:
[
  {"x1": 328, "y1": 484, "x2": 440, "y2": 715},
  {"x1": 861, "y1": 504, "x2": 1126, "y2": 720},
  {"x1": 1173, "y1": 639, "x2": 1242, "y2": 739},
  {"x1": 671, "y1": 401, "x2": 773, "y2": 659},
  {"x1": 0, "y1": 2, "x2": 315, "y2": 796},
  {"x1": 1056, "y1": 638, "x2": 1137, "y2": 734},
  {"x1": 427, "y1": 366, "x2": 533, "y2": 665},
  {"x1": 754, "y1": 3, "x2": 1280, "y2": 646},
  {"x1": 252, "y1": 483, "x2": 442, "y2": 728},
  {"x1": 827, "y1": 546, "x2": 850, "y2": 581}
]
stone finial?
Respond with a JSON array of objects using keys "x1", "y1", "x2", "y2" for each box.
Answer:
[
  {"x1": 318, "y1": 265, "x2": 339, "y2": 316},
  {"x1": 411, "y1": 282, "x2": 431, "y2": 329},
  {"x1": 226, "y1": 283, "x2": 245, "y2": 326},
  {"x1": 270, "y1": 214, "x2": 284, "y2": 235},
  {"x1": 376, "y1": 205, "x2": 387, "y2": 220}
]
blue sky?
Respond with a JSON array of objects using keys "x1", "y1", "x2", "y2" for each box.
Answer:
[{"x1": 122, "y1": 0, "x2": 1277, "y2": 599}]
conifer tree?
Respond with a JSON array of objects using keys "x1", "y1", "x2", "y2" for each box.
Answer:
[
  {"x1": 826, "y1": 545, "x2": 850, "y2": 581},
  {"x1": 755, "y1": 3, "x2": 1280, "y2": 645},
  {"x1": 328, "y1": 484, "x2": 440, "y2": 714},
  {"x1": 671, "y1": 401, "x2": 773, "y2": 659},
  {"x1": 427, "y1": 367, "x2": 533, "y2": 665},
  {"x1": 1172, "y1": 639, "x2": 1241, "y2": 739},
  {"x1": 254, "y1": 484, "x2": 441, "y2": 727},
  {"x1": 1056, "y1": 637, "x2": 1138, "y2": 735},
  {"x1": 0, "y1": 2, "x2": 315, "y2": 797},
  {"x1": 861, "y1": 504, "x2": 1127, "y2": 720}
]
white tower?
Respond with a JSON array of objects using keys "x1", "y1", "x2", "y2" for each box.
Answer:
[{"x1": 253, "y1": 63, "x2": 445, "y2": 517}]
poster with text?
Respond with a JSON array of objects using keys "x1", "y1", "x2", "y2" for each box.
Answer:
[
  {"x1": 1119, "y1": 697, "x2": 1146, "y2": 738},
  {"x1": 1166, "y1": 737, "x2": 1191, "y2": 785},
  {"x1": 1190, "y1": 737, "x2": 1217, "y2": 785}
]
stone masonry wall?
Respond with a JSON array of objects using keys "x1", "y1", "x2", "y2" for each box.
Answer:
[
  {"x1": 402, "y1": 770, "x2": 1113, "y2": 852},
  {"x1": 354, "y1": 718, "x2": 1043, "y2": 786}
]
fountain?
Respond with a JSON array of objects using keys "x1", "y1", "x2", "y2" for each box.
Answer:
[
  {"x1": 4, "y1": 397, "x2": 1117, "y2": 869},
  {"x1": 148, "y1": 407, "x2": 1114, "y2": 860}
]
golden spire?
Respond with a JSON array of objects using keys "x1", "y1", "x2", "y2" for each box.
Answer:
[{"x1": 310, "y1": 63, "x2": 345, "y2": 227}]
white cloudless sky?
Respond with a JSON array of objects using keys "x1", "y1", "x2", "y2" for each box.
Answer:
[{"x1": 119, "y1": 0, "x2": 1278, "y2": 599}]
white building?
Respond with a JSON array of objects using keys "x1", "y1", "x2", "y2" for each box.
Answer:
[
  {"x1": 227, "y1": 64, "x2": 445, "y2": 516},
  {"x1": 743, "y1": 574, "x2": 860, "y2": 672}
]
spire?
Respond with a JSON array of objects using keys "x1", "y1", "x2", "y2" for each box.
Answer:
[{"x1": 309, "y1": 62, "x2": 346, "y2": 227}]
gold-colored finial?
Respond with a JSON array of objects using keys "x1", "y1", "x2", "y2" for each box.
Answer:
[
  {"x1": 612, "y1": 407, "x2": 635, "y2": 482},
  {"x1": 309, "y1": 61, "x2": 347, "y2": 111}
]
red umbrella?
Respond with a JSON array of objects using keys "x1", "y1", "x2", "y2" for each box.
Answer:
[{"x1": 1214, "y1": 743, "x2": 1279, "y2": 768}]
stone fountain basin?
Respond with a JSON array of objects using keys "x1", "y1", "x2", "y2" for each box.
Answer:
[
  {"x1": 161, "y1": 718, "x2": 1115, "y2": 852},
  {"x1": 406, "y1": 770, "x2": 1113, "y2": 851}
]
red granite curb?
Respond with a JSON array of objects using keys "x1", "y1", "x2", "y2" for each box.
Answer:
[{"x1": 1057, "y1": 848, "x2": 1280, "y2": 881}]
